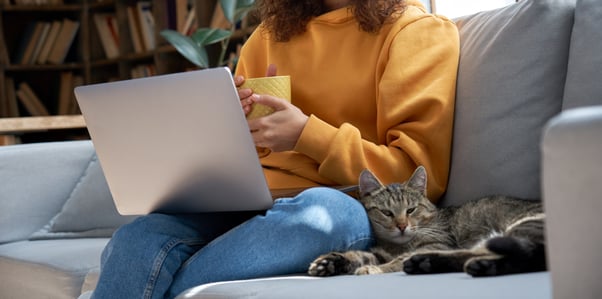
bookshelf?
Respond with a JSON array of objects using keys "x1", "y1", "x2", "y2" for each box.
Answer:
[{"x1": 0, "y1": 0, "x2": 255, "y2": 144}]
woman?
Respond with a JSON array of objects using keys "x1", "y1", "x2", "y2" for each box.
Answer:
[{"x1": 91, "y1": 0, "x2": 459, "y2": 298}]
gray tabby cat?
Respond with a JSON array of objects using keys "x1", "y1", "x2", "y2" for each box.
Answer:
[{"x1": 308, "y1": 166, "x2": 546, "y2": 277}]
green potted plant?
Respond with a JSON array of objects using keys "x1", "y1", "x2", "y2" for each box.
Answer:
[{"x1": 160, "y1": 0, "x2": 255, "y2": 69}]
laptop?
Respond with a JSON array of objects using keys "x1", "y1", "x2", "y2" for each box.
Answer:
[{"x1": 75, "y1": 67, "x2": 274, "y2": 215}]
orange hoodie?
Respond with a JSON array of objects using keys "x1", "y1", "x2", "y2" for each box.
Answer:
[{"x1": 235, "y1": 0, "x2": 459, "y2": 201}]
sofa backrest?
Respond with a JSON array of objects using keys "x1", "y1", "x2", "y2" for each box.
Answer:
[
  {"x1": 562, "y1": 0, "x2": 602, "y2": 110},
  {"x1": 0, "y1": 141, "x2": 96, "y2": 243},
  {"x1": 0, "y1": 140, "x2": 135, "y2": 244},
  {"x1": 441, "y1": 0, "x2": 577, "y2": 206}
]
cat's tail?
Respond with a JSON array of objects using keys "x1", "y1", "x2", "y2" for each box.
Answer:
[
  {"x1": 485, "y1": 236, "x2": 542, "y2": 260},
  {"x1": 488, "y1": 213, "x2": 546, "y2": 259}
]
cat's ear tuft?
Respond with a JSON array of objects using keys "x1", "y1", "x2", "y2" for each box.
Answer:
[
  {"x1": 406, "y1": 166, "x2": 427, "y2": 195},
  {"x1": 359, "y1": 169, "x2": 384, "y2": 197}
]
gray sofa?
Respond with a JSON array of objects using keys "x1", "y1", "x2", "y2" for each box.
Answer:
[{"x1": 1, "y1": 0, "x2": 601, "y2": 298}]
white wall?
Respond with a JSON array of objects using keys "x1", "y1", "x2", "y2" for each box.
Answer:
[{"x1": 434, "y1": 0, "x2": 516, "y2": 18}]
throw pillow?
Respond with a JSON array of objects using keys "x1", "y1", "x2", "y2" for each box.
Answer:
[{"x1": 441, "y1": 0, "x2": 576, "y2": 206}]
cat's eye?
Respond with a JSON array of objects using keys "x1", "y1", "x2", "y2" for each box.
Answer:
[
  {"x1": 381, "y1": 210, "x2": 394, "y2": 217},
  {"x1": 406, "y1": 207, "x2": 416, "y2": 215}
]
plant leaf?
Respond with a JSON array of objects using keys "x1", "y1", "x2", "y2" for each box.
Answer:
[
  {"x1": 160, "y1": 30, "x2": 208, "y2": 68},
  {"x1": 220, "y1": 0, "x2": 236, "y2": 24},
  {"x1": 192, "y1": 28, "x2": 232, "y2": 46},
  {"x1": 233, "y1": 0, "x2": 255, "y2": 23},
  {"x1": 237, "y1": 0, "x2": 255, "y2": 7},
  {"x1": 233, "y1": 7, "x2": 251, "y2": 23}
]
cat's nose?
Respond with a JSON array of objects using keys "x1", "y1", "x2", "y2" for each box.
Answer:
[{"x1": 397, "y1": 224, "x2": 407, "y2": 233}]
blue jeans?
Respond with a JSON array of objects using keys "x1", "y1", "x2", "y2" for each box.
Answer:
[{"x1": 91, "y1": 187, "x2": 373, "y2": 299}]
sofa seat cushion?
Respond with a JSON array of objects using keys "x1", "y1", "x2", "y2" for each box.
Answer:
[
  {"x1": 176, "y1": 272, "x2": 551, "y2": 299},
  {"x1": 0, "y1": 238, "x2": 109, "y2": 299}
]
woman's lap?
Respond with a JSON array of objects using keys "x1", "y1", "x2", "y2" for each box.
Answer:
[{"x1": 92, "y1": 187, "x2": 373, "y2": 299}]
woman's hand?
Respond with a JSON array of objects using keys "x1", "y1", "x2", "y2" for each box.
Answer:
[
  {"x1": 234, "y1": 75, "x2": 254, "y2": 115},
  {"x1": 235, "y1": 64, "x2": 278, "y2": 115},
  {"x1": 247, "y1": 94, "x2": 309, "y2": 152},
  {"x1": 235, "y1": 64, "x2": 308, "y2": 152}
]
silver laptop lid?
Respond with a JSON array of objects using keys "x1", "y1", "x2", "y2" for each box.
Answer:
[{"x1": 75, "y1": 67, "x2": 273, "y2": 215}]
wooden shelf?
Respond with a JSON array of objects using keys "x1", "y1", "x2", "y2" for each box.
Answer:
[
  {"x1": 0, "y1": 115, "x2": 85, "y2": 134},
  {"x1": 0, "y1": 115, "x2": 86, "y2": 145}
]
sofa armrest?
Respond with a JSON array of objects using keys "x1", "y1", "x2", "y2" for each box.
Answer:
[
  {"x1": 542, "y1": 105, "x2": 602, "y2": 298},
  {"x1": 0, "y1": 140, "x2": 97, "y2": 243}
]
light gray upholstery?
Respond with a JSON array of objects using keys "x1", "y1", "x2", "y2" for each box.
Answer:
[
  {"x1": 0, "y1": 239, "x2": 108, "y2": 299},
  {"x1": 177, "y1": 272, "x2": 551, "y2": 299},
  {"x1": 30, "y1": 153, "x2": 136, "y2": 240},
  {"x1": 442, "y1": 0, "x2": 575, "y2": 206},
  {"x1": 542, "y1": 106, "x2": 602, "y2": 299},
  {"x1": 562, "y1": 0, "x2": 602, "y2": 109},
  {"x1": 0, "y1": 141, "x2": 96, "y2": 244}
]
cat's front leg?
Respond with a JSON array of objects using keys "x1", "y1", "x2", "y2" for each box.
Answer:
[
  {"x1": 354, "y1": 252, "x2": 412, "y2": 275},
  {"x1": 403, "y1": 249, "x2": 478, "y2": 274},
  {"x1": 308, "y1": 251, "x2": 379, "y2": 277}
]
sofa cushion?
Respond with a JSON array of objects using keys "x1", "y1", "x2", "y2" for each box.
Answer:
[
  {"x1": 0, "y1": 141, "x2": 97, "y2": 244},
  {"x1": 0, "y1": 238, "x2": 109, "y2": 299},
  {"x1": 30, "y1": 154, "x2": 137, "y2": 240},
  {"x1": 442, "y1": 0, "x2": 576, "y2": 206},
  {"x1": 176, "y1": 272, "x2": 551, "y2": 299},
  {"x1": 562, "y1": 0, "x2": 602, "y2": 109}
]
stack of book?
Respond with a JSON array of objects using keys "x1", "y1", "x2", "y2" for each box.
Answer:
[
  {"x1": 94, "y1": 13, "x2": 120, "y2": 59},
  {"x1": 1, "y1": 73, "x2": 82, "y2": 117},
  {"x1": 126, "y1": 1, "x2": 155, "y2": 53},
  {"x1": 164, "y1": 0, "x2": 197, "y2": 35},
  {"x1": 11, "y1": 0, "x2": 64, "y2": 5},
  {"x1": 13, "y1": 18, "x2": 80, "y2": 65}
]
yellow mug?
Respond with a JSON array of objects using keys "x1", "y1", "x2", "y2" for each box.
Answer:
[{"x1": 241, "y1": 75, "x2": 291, "y2": 119}]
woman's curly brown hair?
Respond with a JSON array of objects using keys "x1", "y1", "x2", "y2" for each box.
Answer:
[{"x1": 255, "y1": 0, "x2": 407, "y2": 42}]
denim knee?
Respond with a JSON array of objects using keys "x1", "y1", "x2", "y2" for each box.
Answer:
[{"x1": 275, "y1": 187, "x2": 374, "y2": 251}]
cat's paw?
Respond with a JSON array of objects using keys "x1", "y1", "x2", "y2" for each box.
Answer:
[
  {"x1": 354, "y1": 265, "x2": 383, "y2": 275},
  {"x1": 464, "y1": 257, "x2": 500, "y2": 277},
  {"x1": 403, "y1": 254, "x2": 434, "y2": 274},
  {"x1": 308, "y1": 252, "x2": 350, "y2": 277}
]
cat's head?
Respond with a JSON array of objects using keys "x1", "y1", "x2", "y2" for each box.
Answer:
[{"x1": 358, "y1": 166, "x2": 437, "y2": 245}]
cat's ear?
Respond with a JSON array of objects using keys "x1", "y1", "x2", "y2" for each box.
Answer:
[
  {"x1": 359, "y1": 169, "x2": 384, "y2": 197},
  {"x1": 406, "y1": 166, "x2": 427, "y2": 195}
]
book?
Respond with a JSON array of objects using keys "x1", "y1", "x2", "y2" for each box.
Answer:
[
  {"x1": 37, "y1": 20, "x2": 62, "y2": 64},
  {"x1": 57, "y1": 71, "x2": 74, "y2": 115},
  {"x1": 29, "y1": 22, "x2": 51, "y2": 64},
  {"x1": 12, "y1": 22, "x2": 37, "y2": 64},
  {"x1": 4, "y1": 78, "x2": 19, "y2": 117},
  {"x1": 69, "y1": 75, "x2": 84, "y2": 114},
  {"x1": 94, "y1": 13, "x2": 120, "y2": 59},
  {"x1": 175, "y1": 0, "x2": 189, "y2": 33},
  {"x1": 180, "y1": 6, "x2": 197, "y2": 35},
  {"x1": 20, "y1": 22, "x2": 46, "y2": 64},
  {"x1": 16, "y1": 82, "x2": 50, "y2": 116},
  {"x1": 47, "y1": 19, "x2": 80, "y2": 64},
  {"x1": 127, "y1": 5, "x2": 145, "y2": 53},
  {"x1": 130, "y1": 63, "x2": 156, "y2": 78},
  {"x1": 136, "y1": 1, "x2": 155, "y2": 51},
  {"x1": 107, "y1": 15, "x2": 120, "y2": 50}
]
